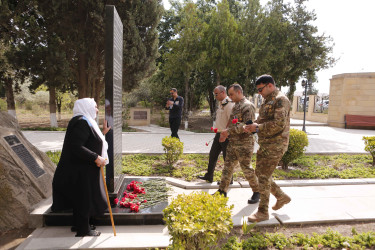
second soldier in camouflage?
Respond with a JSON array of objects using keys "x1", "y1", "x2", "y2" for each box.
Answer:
[{"x1": 216, "y1": 83, "x2": 260, "y2": 204}]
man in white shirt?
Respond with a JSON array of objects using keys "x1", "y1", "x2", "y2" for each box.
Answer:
[{"x1": 198, "y1": 85, "x2": 234, "y2": 183}]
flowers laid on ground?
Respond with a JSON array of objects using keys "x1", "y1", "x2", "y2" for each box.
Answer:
[{"x1": 114, "y1": 180, "x2": 147, "y2": 213}]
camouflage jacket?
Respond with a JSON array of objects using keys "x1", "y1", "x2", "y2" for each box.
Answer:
[
  {"x1": 255, "y1": 89, "x2": 291, "y2": 148},
  {"x1": 227, "y1": 97, "x2": 256, "y2": 141}
]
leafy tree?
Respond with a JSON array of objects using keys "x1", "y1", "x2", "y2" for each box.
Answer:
[
  {"x1": 163, "y1": 2, "x2": 206, "y2": 120},
  {"x1": 116, "y1": 0, "x2": 164, "y2": 92},
  {"x1": 204, "y1": 0, "x2": 242, "y2": 85},
  {"x1": 157, "y1": 6, "x2": 181, "y2": 65},
  {"x1": 153, "y1": 0, "x2": 335, "y2": 116},
  {"x1": 37, "y1": 0, "x2": 106, "y2": 100},
  {"x1": 36, "y1": 0, "x2": 163, "y2": 98},
  {"x1": 264, "y1": 0, "x2": 335, "y2": 101},
  {"x1": 240, "y1": 0, "x2": 269, "y2": 94},
  {"x1": 0, "y1": 0, "x2": 34, "y2": 116},
  {"x1": 287, "y1": 0, "x2": 335, "y2": 99}
]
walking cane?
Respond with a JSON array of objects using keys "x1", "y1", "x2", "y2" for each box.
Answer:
[{"x1": 100, "y1": 166, "x2": 116, "y2": 236}]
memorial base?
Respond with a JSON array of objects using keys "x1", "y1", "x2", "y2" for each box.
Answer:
[{"x1": 44, "y1": 177, "x2": 168, "y2": 226}]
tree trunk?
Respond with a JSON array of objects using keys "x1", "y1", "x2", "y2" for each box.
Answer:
[
  {"x1": 208, "y1": 91, "x2": 216, "y2": 121},
  {"x1": 5, "y1": 77, "x2": 16, "y2": 118},
  {"x1": 77, "y1": 52, "x2": 88, "y2": 98},
  {"x1": 216, "y1": 72, "x2": 221, "y2": 85},
  {"x1": 49, "y1": 86, "x2": 58, "y2": 127},
  {"x1": 184, "y1": 75, "x2": 189, "y2": 129},
  {"x1": 56, "y1": 96, "x2": 62, "y2": 121},
  {"x1": 281, "y1": 162, "x2": 288, "y2": 170},
  {"x1": 93, "y1": 79, "x2": 102, "y2": 106},
  {"x1": 287, "y1": 81, "x2": 296, "y2": 104}
]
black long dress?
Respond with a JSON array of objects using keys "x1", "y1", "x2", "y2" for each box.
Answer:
[{"x1": 51, "y1": 115, "x2": 107, "y2": 235}]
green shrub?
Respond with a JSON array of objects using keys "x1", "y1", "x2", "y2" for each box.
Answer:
[
  {"x1": 46, "y1": 151, "x2": 61, "y2": 165},
  {"x1": 25, "y1": 100, "x2": 33, "y2": 110},
  {"x1": 221, "y1": 236, "x2": 242, "y2": 250},
  {"x1": 363, "y1": 136, "x2": 375, "y2": 167},
  {"x1": 158, "y1": 110, "x2": 168, "y2": 127},
  {"x1": 281, "y1": 128, "x2": 309, "y2": 169},
  {"x1": 266, "y1": 232, "x2": 294, "y2": 249},
  {"x1": 163, "y1": 191, "x2": 233, "y2": 249},
  {"x1": 162, "y1": 136, "x2": 183, "y2": 165},
  {"x1": 0, "y1": 98, "x2": 6, "y2": 111},
  {"x1": 241, "y1": 232, "x2": 271, "y2": 249},
  {"x1": 222, "y1": 229, "x2": 375, "y2": 249}
]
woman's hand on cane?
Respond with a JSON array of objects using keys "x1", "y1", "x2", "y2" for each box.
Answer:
[{"x1": 95, "y1": 156, "x2": 106, "y2": 168}]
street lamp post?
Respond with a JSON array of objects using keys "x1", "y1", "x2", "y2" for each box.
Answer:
[{"x1": 301, "y1": 79, "x2": 311, "y2": 133}]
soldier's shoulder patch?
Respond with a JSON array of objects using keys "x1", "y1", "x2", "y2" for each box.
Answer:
[{"x1": 276, "y1": 96, "x2": 290, "y2": 108}]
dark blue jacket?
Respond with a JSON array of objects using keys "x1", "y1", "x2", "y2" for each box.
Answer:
[{"x1": 167, "y1": 96, "x2": 184, "y2": 118}]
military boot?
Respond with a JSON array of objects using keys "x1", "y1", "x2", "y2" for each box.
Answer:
[
  {"x1": 272, "y1": 194, "x2": 291, "y2": 210},
  {"x1": 248, "y1": 192, "x2": 260, "y2": 204},
  {"x1": 213, "y1": 189, "x2": 227, "y2": 197},
  {"x1": 247, "y1": 211, "x2": 269, "y2": 223}
]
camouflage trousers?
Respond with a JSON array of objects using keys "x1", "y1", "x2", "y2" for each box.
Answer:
[
  {"x1": 255, "y1": 145, "x2": 288, "y2": 214},
  {"x1": 219, "y1": 140, "x2": 258, "y2": 193}
]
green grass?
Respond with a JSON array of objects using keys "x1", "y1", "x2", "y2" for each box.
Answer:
[
  {"x1": 46, "y1": 151, "x2": 61, "y2": 165},
  {"x1": 222, "y1": 228, "x2": 375, "y2": 249},
  {"x1": 46, "y1": 152, "x2": 375, "y2": 182}
]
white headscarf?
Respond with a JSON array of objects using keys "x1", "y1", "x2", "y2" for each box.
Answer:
[{"x1": 73, "y1": 98, "x2": 109, "y2": 164}]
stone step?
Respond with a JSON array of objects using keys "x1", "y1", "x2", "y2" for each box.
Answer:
[
  {"x1": 16, "y1": 225, "x2": 170, "y2": 250},
  {"x1": 30, "y1": 177, "x2": 169, "y2": 228},
  {"x1": 43, "y1": 204, "x2": 167, "y2": 227}
]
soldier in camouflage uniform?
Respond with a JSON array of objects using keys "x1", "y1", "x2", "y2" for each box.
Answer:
[
  {"x1": 216, "y1": 83, "x2": 260, "y2": 203},
  {"x1": 245, "y1": 75, "x2": 291, "y2": 222}
]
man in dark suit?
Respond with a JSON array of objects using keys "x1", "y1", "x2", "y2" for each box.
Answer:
[{"x1": 166, "y1": 88, "x2": 184, "y2": 139}]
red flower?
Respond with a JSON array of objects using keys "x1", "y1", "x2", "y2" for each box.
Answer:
[
  {"x1": 214, "y1": 128, "x2": 218, "y2": 133},
  {"x1": 119, "y1": 180, "x2": 148, "y2": 212},
  {"x1": 132, "y1": 205, "x2": 139, "y2": 212},
  {"x1": 205, "y1": 142, "x2": 209, "y2": 146},
  {"x1": 232, "y1": 118, "x2": 238, "y2": 124},
  {"x1": 114, "y1": 198, "x2": 119, "y2": 204},
  {"x1": 211, "y1": 127, "x2": 214, "y2": 131},
  {"x1": 142, "y1": 200, "x2": 147, "y2": 203}
]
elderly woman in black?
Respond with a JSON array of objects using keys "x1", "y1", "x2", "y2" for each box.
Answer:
[{"x1": 52, "y1": 98, "x2": 111, "y2": 237}]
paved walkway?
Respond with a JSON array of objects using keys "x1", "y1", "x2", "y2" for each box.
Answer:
[
  {"x1": 17, "y1": 179, "x2": 375, "y2": 249},
  {"x1": 22, "y1": 118, "x2": 374, "y2": 154},
  {"x1": 16, "y1": 119, "x2": 375, "y2": 249}
]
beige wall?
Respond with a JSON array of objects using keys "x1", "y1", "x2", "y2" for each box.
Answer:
[
  {"x1": 328, "y1": 72, "x2": 375, "y2": 128},
  {"x1": 127, "y1": 107, "x2": 151, "y2": 126}
]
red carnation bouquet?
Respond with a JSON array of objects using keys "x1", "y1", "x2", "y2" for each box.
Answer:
[
  {"x1": 210, "y1": 127, "x2": 219, "y2": 133},
  {"x1": 114, "y1": 180, "x2": 147, "y2": 213},
  {"x1": 206, "y1": 126, "x2": 220, "y2": 146}
]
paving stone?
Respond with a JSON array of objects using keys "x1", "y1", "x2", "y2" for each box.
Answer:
[{"x1": 22, "y1": 120, "x2": 373, "y2": 154}]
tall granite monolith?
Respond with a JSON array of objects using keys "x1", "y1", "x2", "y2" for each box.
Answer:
[{"x1": 0, "y1": 112, "x2": 55, "y2": 231}]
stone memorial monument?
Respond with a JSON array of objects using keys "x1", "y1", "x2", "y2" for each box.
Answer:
[
  {"x1": 105, "y1": 5, "x2": 124, "y2": 196},
  {"x1": 0, "y1": 112, "x2": 55, "y2": 230}
]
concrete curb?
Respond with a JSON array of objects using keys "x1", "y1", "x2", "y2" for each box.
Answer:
[{"x1": 166, "y1": 177, "x2": 375, "y2": 189}]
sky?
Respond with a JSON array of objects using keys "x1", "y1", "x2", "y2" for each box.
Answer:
[{"x1": 162, "y1": 0, "x2": 375, "y2": 95}]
